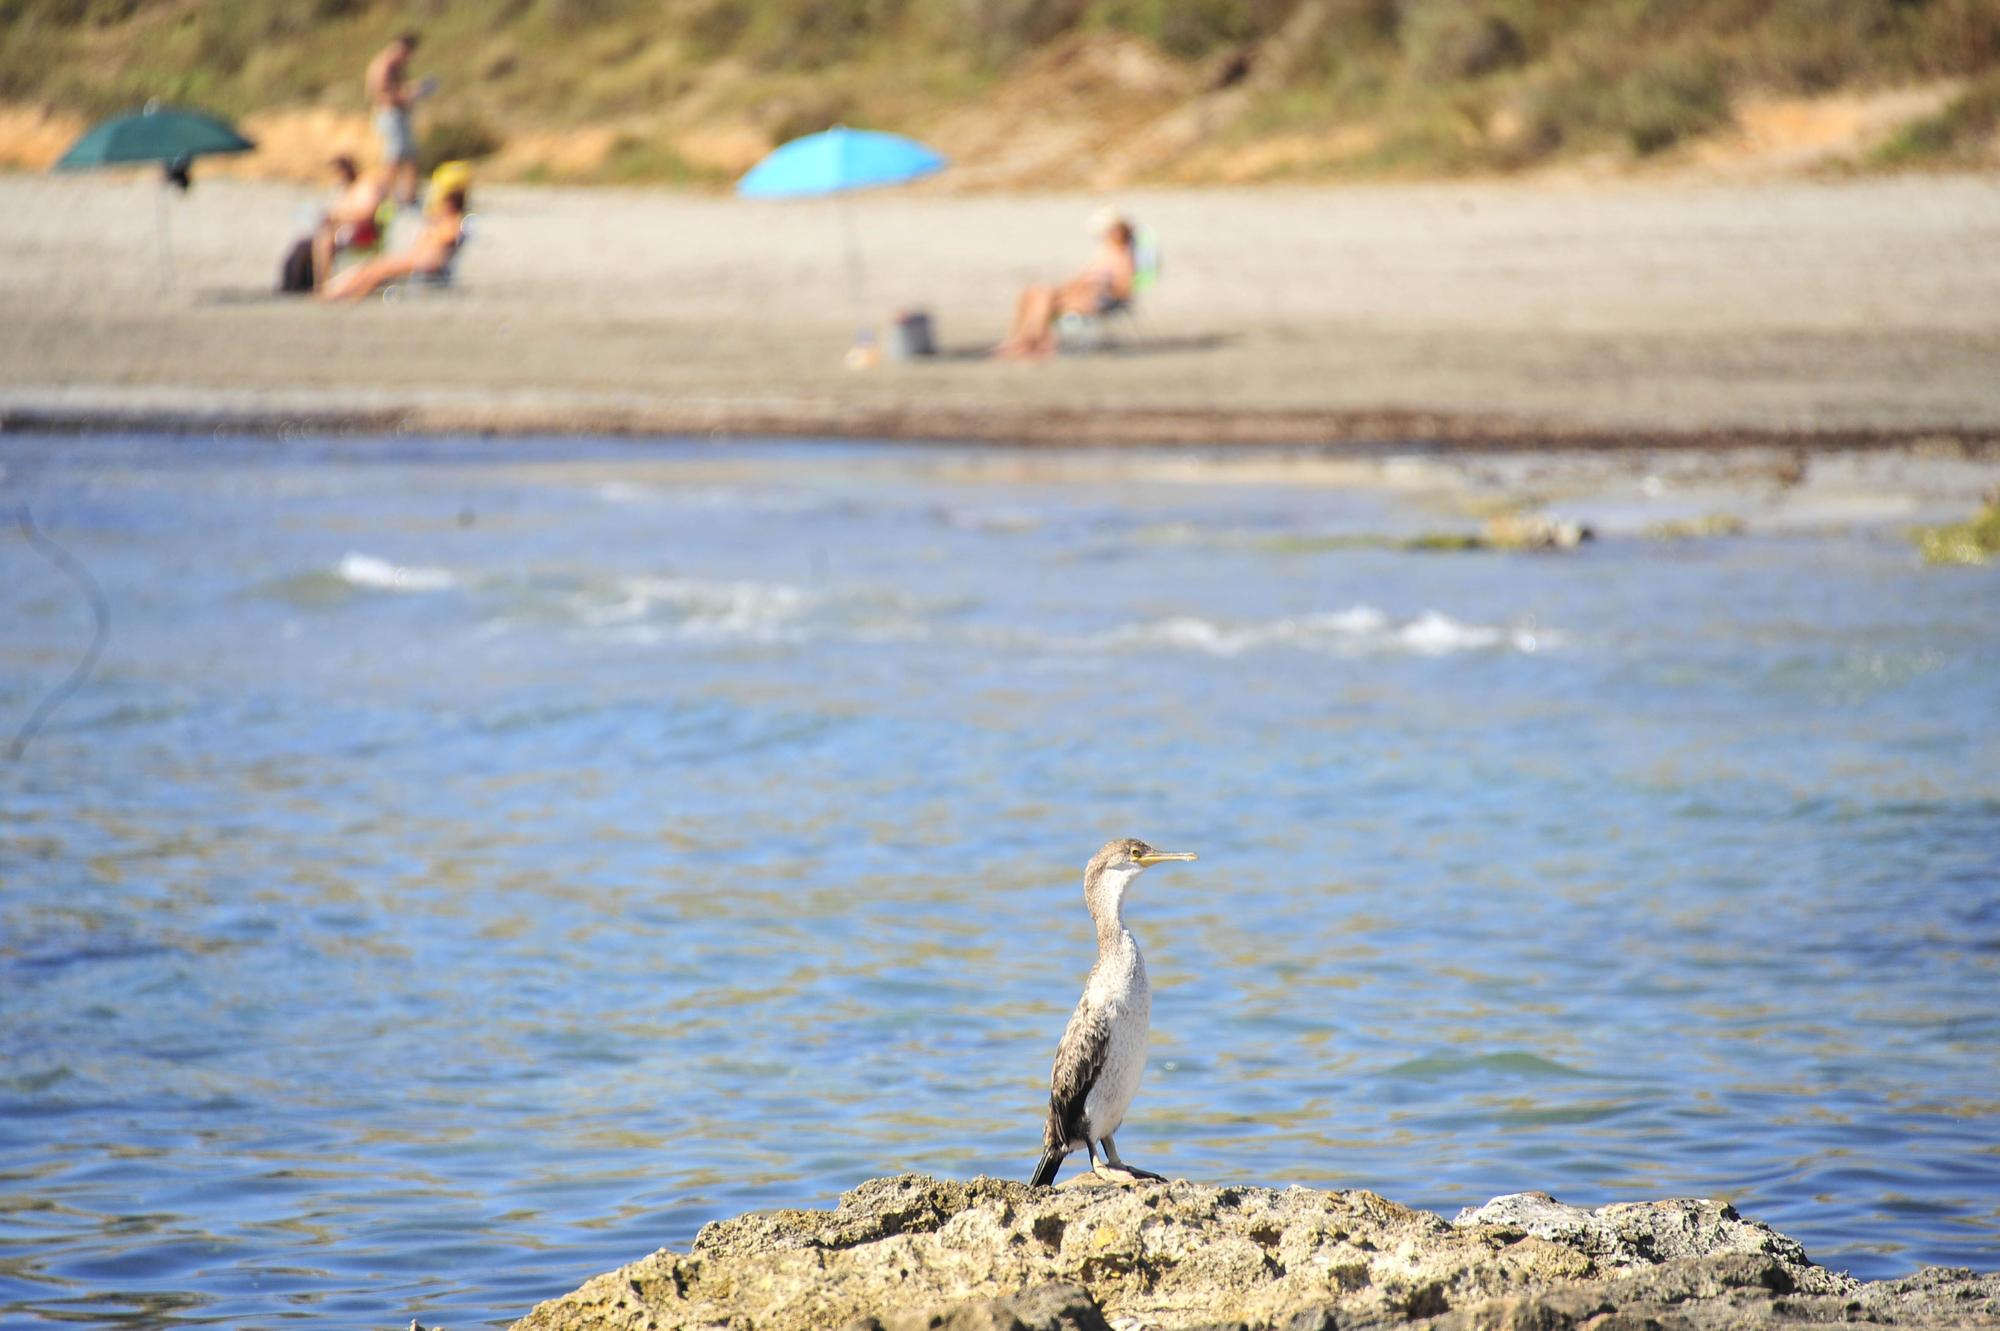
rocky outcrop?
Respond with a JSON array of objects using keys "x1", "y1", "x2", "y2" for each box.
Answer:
[{"x1": 510, "y1": 1175, "x2": 1999, "y2": 1331}]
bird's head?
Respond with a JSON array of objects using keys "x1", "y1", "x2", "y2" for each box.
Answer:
[{"x1": 1085, "y1": 838, "x2": 1196, "y2": 918}]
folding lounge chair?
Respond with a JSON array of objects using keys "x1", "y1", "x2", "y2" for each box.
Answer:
[
  {"x1": 380, "y1": 215, "x2": 473, "y2": 301},
  {"x1": 1058, "y1": 224, "x2": 1160, "y2": 352}
]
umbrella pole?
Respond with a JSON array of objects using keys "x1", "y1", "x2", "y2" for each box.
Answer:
[
  {"x1": 838, "y1": 193, "x2": 868, "y2": 339},
  {"x1": 153, "y1": 175, "x2": 175, "y2": 290}
]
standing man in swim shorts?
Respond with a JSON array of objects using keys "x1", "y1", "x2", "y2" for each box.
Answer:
[{"x1": 367, "y1": 32, "x2": 424, "y2": 205}]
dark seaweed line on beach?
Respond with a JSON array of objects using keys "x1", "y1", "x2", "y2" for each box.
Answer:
[{"x1": 4, "y1": 401, "x2": 1997, "y2": 454}]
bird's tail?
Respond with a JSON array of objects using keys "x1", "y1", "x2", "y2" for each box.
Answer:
[{"x1": 1030, "y1": 1148, "x2": 1065, "y2": 1188}]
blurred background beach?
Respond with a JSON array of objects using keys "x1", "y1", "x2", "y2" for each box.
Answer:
[
  {"x1": 4, "y1": 0, "x2": 1998, "y2": 185},
  {"x1": 3, "y1": 1, "x2": 2000, "y2": 438},
  {"x1": 3, "y1": 3, "x2": 1999, "y2": 1331}
]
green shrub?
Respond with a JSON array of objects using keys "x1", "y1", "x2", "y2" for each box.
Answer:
[
  {"x1": 963, "y1": 0, "x2": 1089, "y2": 63},
  {"x1": 1612, "y1": 53, "x2": 1729, "y2": 154},
  {"x1": 685, "y1": 0, "x2": 753, "y2": 58},
  {"x1": 737, "y1": 0, "x2": 908, "y2": 71},
  {"x1": 1872, "y1": 69, "x2": 2000, "y2": 165},
  {"x1": 765, "y1": 92, "x2": 858, "y2": 146},
  {"x1": 597, "y1": 132, "x2": 727, "y2": 184},
  {"x1": 1756, "y1": 0, "x2": 1905, "y2": 93},
  {"x1": 1522, "y1": 41, "x2": 1730, "y2": 159},
  {"x1": 421, "y1": 113, "x2": 504, "y2": 171},
  {"x1": 0, "y1": 20, "x2": 65, "y2": 103},
  {"x1": 1912, "y1": 0, "x2": 2000, "y2": 77},
  {"x1": 1090, "y1": 0, "x2": 1298, "y2": 61},
  {"x1": 1402, "y1": 6, "x2": 1526, "y2": 82}
]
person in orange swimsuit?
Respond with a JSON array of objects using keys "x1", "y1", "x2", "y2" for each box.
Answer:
[
  {"x1": 995, "y1": 215, "x2": 1136, "y2": 360},
  {"x1": 311, "y1": 155, "x2": 391, "y2": 291},
  {"x1": 318, "y1": 187, "x2": 466, "y2": 302}
]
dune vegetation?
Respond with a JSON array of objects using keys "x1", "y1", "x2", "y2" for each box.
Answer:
[{"x1": 1, "y1": 0, "x2": 1996, "y2": 183}]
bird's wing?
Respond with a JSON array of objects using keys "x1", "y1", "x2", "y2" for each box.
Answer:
[{"x1": 1045, "y1": 1002, "x2": 1111, "y2": 1150}]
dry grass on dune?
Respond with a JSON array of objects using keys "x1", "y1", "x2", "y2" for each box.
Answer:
[{"x1": 1, "y1": 0, "x2": 1997, "y2": 185}]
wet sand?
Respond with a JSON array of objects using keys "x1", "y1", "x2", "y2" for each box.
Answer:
[{"x1": 3, "y1": 171, "x2": 1998, "y2": 447}]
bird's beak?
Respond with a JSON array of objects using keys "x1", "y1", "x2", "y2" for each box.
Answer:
[{"x1": 1135, "y1": 850, "x2": 1197, "y2": 866}]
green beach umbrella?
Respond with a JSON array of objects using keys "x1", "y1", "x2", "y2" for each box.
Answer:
[
  {"x1": 55, "y1": 100, "x2": 257, "y2": 286},
  {"x1": 57, "y1": 103, "x2": 255, "y2": 172}
]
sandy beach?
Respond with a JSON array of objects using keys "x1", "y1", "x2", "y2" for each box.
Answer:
[{"x1": 3, "y1": 170, "x2": 1998, "y2": 446}]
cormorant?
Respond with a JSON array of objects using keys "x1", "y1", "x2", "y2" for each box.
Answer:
[{"x1": 1029, "y1": 837, "x2": 1196, "y2": 1187}]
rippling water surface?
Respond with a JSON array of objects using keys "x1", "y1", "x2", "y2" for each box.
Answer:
[{"x1": 2, "y1": 435, "x2": 1995, "y2": 1330}]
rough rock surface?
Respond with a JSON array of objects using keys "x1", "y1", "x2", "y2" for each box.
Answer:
[{"x1": 510, "y1": 1175, "x2": 1999, "y2": 1331}]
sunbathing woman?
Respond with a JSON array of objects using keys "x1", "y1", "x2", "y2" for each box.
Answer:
[
  {"x1": 312, "y1": 155, "x2": 391, "y2": 291},
  {"x1": 319, "y1": 187, "x2": 466, "y2": 302},
  {"x1": 994, "y1": 215, "x2": 1136, "y2": 360}
]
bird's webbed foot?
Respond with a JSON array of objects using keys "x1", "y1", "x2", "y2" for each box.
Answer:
[
  {"x1": 1095, "y1": 1135, "x2": 1166, "y2": 1183},
  {"x1": 1086, "y1": 1163, "x2": 1166, "y2": 1184}
]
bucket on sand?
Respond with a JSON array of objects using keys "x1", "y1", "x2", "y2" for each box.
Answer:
[{"x1": 888, "y1": 309, "x2": 936, "y2": 360}]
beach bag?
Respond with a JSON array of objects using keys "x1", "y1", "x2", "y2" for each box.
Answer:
[{"x1": 278, "y1": 237, "x2": 315, "y2": 294}]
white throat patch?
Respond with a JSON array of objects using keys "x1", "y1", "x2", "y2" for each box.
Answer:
[
  {"x1": 1099, "y1": 863, "x2": 1141, "y2": 894},
  {"x1": 1093, "y1": 862, "x2": 1143, "y2": 916}
]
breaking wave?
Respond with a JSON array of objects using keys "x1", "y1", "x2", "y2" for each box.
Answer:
[
  {"x1": 336, "y1": 553, "x2": 456, "y2": 593},
  {"x1": 484, "y1": 573, "x2": 959, "y2": 646},
  {"x1": 579, "y1": 576, "x2": 817, "y2": 643},
  {"x1": 1083, "y1": 606, "x2": 1547, "y2": 657},
  {"x1": 509, "y1": 582, "x2": 1550, "y2": 656}
]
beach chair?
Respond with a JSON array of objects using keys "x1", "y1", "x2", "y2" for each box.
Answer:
[
  {"x1": 1058, "y1": 224, "x2": 1160, "y2": 352},
  {"x1": 380, "y1": 215, "x2": 473, "y2": 301}
]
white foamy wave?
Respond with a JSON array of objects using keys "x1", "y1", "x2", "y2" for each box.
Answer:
[
  {"x1": 937, "y1": 505, "x2": 1044, "y2": 534},
  {"x1": 595, "y1": 482, "x2": 657, "y2": 505},
  {"x1": 1313, "y1": 605, "x2": 1390, "y2": 634},
  {"x1": 596, "y1": 483, "x2": 836, "y2": 516},
  {"x1": 1088, "y1": 605, "x2": 1547, "y2": 657},
  {"x1": 633, "y1": 576, "x2": 813, "y2": 641},
  {"x1": 337, "y1": 553, "x2": 456, "y2": 593},
  {"x1": 548, "y1": 575, "x2": 826, "y2": 644},
  {"x1": 1399, "y1": 611, "x2": 1502, "y2": 653}
]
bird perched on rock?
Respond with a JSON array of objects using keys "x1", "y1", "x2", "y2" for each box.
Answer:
[{"x1": 1030, "y1": 838, "x2": 1196, "y2": 1187}]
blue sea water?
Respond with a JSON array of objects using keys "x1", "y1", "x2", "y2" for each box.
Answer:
[{"x1": 0, "y1": 434, "x2": 1995, "y2": 1330}]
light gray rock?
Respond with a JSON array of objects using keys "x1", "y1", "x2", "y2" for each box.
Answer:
[
  {"x1": 508, "y1": 1175, "x2": 1997, "y2": 1331},
  {"x1": 1449, "y1": 1192, "x2": 1819, "y2": 1274}
]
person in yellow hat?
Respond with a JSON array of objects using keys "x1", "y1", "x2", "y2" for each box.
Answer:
[{"x1": 428, "y1": 160, "x2": 473, "y2": 207}]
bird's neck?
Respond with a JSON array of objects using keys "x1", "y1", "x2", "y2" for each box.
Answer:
[
  {"x1": 1087, "y1": 865, "x2": 1140, "y2": 953},
  {"x1": 1095, "y1": 917, "x2": 1134, "y2": 955}
]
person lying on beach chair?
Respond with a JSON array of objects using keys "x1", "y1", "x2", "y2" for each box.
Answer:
[
  {"x1": 1057, "y1": 221, "x2": 1158, "y2": 350},
  {"x1": 318, "y1": 186, "x2": 466, "y2": 302},
  {"x1": 994, "y1": 210, "x2": 1137, "y2": 360},
  {"x1": 312, "y1": 155, "x2": 392, "y2": 290}
]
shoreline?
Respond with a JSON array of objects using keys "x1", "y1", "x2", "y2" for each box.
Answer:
[{"x1": 7, "y1": 393, "x2": 1998, "y2": 454}]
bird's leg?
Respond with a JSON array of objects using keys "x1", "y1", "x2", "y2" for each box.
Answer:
[
  {"x1": 1098, "y1": 1135, "x2": 1165, "y2": 1182},
  {"x1": 1084, "y1": 1138, "x2": 1101, "y2": 1174}
]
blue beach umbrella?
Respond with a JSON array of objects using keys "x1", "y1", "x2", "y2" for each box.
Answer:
[
  {"x1": 737, "y1": 126, "x2": 945, "y2": 199},
  {"x1": 738, "y1": 127, "x2": 947, "y2": 347}
]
